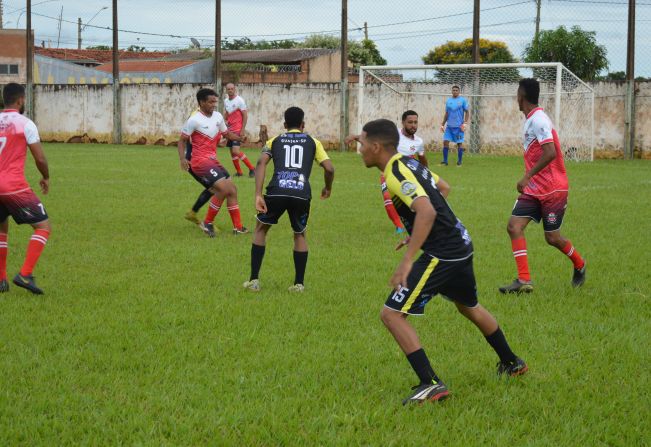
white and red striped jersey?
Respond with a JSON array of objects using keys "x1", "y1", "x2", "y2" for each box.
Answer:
[
  {"x1": 522, "y1": 107, "x2": 568, "y2": 196},
  {"x1": 224, "y1": 95, "x2": 247, "y2": 133},
  {"x1": 181, "y1": 110, "x2": 227, "y2": 167},
  {"x1": 0, "y1": 109, "x2": 40, "y2": 194}
]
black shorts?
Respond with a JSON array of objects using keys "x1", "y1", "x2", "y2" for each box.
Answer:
[
  {"x1": 0, "y1": 189, "x2": 48, "y2": 225},
  {"x1": 227, "y1": 139, "x2": 241, "y2": 148},
  {"x1": 257, "y1": 196, "x2": 310, "y2": 233},
  {"x1": 512, "y1": 191, "x2": 568, "y2": 232},
  {"x1": 189, "y1": 162, "x2": 230, "y2": 189},
  {"x1": 385, "y1": 254, "x2": 478, "y2": 315}
]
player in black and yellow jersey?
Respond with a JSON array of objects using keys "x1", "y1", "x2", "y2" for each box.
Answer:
[
  {"x1": 357, "y1": 118, "x2": 527, "y2": 405},
  {"x1": 243, "y1": 107, "x2": 335, "y2": 292}
]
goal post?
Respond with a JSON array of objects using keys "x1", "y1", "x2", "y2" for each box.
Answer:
[{"x1": 357, "y1": 63, "x2": 595, "y2": 161}]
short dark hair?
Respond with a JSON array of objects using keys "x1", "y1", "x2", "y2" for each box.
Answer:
[
  {"x1": 362, "y1": 118, "x2": 399, "y2": 150},
  {"x1": 519, "y1": 78, "x2": 540, "y2": 104},
  {"x1": 196, "y1": 88, "x2": 217, "y2": 104},
  {"x1": 452, "y1": 85, "x2": 460, "y2": 90},
  {"x1": 2, "y1": 83, "x2": 25, "y2": 106},
  {"x1": 401, "y1": 110, "x2": 418, "y2": 121},
  {"x1": 284, "y1": 106, "x2": 304, "y2": 128}
]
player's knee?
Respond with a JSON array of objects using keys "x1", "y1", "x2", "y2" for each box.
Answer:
[
  {"x1": 544, "y1": 231, "x2": 562, "y2": 247},
  {"x1": 34, "y1": 220, "x2": 51, "y2": 232},
  {"x1": 380, "y1": 307, "x2": 399, "y2": 326}
]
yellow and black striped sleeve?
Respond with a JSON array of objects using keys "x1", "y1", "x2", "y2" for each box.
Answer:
[
  {"x1": 384, "y1": 158, "x2": 428, "y2": 209},
  {"x1": 262, "y1": 136, "x2": 277, "y2": 157}
]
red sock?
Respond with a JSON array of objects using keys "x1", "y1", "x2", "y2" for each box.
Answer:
[
  {"x1": 227, "y1": 201, "x2": 243, "y2": 230},
  {"x1": 238, "y1": 152, "x2": 255, "y2": 170},
  {"x1": 511, "y1": 238, "x2": 531, "y2": 282},
  {"x1": 204, "y1": 196, "x2": 223, "y2": 224},
  {"x1": 20, "y1": 229, "x2": 49, "y2": 276},
  {"x1": 231, "y1": 156, "x2": 243, "y2": 175},
  {"x1": 0, "y1": 233, "x2": 7, "y2": 280},
  {"x1": 560, "y1": 240, "x2": 585, "y2": 269},
  {"x1": 382, "y1": 190, "x2": 403, "y2": 229}
]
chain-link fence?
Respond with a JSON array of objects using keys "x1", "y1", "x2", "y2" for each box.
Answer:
[{"x1": 0, "y1": 0, "x2": 647, "y2": 157}]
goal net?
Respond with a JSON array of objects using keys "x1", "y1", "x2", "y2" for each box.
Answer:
[{"x1": 357, "y1": 63, "x2": 594, "y2": 161}]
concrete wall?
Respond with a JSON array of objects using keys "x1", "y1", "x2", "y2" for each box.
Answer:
[{"x1": 32, "y1": 81, "x2": 651, "y2": 157}]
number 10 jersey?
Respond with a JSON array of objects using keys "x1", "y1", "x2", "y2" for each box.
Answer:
[{"x1": 262, "y1": 129, "x2": 330, "y2": 200}]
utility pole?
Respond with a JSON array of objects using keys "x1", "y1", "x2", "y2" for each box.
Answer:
[
  {"x1": 77, "y1": 17, "x2": 82, "y2": 49},
  {"x1": 1, "y1": 0, "x2": 4, "y2": 30},
  {"x1": 625, "y1": 0, "x2": 636, "y2": 159},
  {"x1": 26, "y1": 0, "x2": 33, "y2": 118},
  {"x1": 364, "y1": 21, "x2": 368, "y2": 40},
  {"x1": 56, "y1": 6, "x2": 63, "y2": 48},
  {"x1": 112, "y1": 0, "x2": 121, "y2": 144},
  {"x1": 470, "y1": 0, "x2": 480, "y2": 153},
  {"x1": 215, "y1": 0, "x2": 223, "y2": 113},
  {"x1": 535, "y1": 0, "x2": 541, "y2": 43},
  {"x1": 340, "y1": 0, "x2": 349, "y2": 151},
  {"x1": 472, "y1": 0, "x2": 480, "y2": 63}
]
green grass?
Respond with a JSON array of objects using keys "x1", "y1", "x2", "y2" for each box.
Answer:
[{"x1": 0, "y1": 144, "x2": 649, "y2": 446}]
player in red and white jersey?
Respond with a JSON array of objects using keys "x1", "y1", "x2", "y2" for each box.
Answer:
[
  {"x1": 499, "y1": 78, "x2": 586, "y2": 294},
  {"x1": 0, "y1": 83, "x2": 51, "y2": 294},
  {"x1": 177, "y1": 88, "x2": 248, "y2": 237},
  {"x1": 223, "y1": 83, "x2": 255, "y2": 177}
]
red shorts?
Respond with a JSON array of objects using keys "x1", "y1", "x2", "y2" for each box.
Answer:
[
  {"x1": 512, "y1": 191, "x2": 568, "y2": 232},
  {"x1": 0, "y1": 189, "x2": 48, "y2": 225}
]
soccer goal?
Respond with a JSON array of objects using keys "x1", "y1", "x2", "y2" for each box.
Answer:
[{"x1": 357, "y1": 63, "x2": 594, "y2": 161}]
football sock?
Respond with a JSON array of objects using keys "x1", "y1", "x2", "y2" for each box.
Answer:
[
  {"x1": 238, "y1": 152, "x2": 255, "y2": 170},
  {"x1": 204, "y1": 196, "x2": 223, "y2": 224},
  {"x1": 192, "y1": 189, "x2": 213, "y2": 213},
  {"x1": 250, "y1": 244, "x2": 265, "y2": 280},
  {"x1": 406, "y1": 348, "x2": 440, "y2": 385},
  {"x1": 227, "y1": 200, "x2": 243, "y2": 229},
  {"x1": 560, "y1": 240, "x2": 585, "y2": 269},
  {"x1": 293, "y1": 250, "x2": 308, "y2": 285},
  {"x1": 457, "y1": 146, "x2": 464, "y2": 164},
  {"x1": 382, "y1": 189, "x2": 403, "y2": 229},
  {"x1": 20, "y1": 229, "x2": 49, "y2": 276},
  {"x1": 485, "y1": 327, "x2": 517, "y2": 364},
  {"x1": 0, "y1": 233, "x2": 7, "y2": 280},
  {"x1": 442, "y1": 146, "x2": 449, "y2": 163},
  {"x1": 231, "y1": 156, "x2": 243, "y2": 175},
  {"x1": 511, "y1": 237, "x2": 531, "y2": 282}
]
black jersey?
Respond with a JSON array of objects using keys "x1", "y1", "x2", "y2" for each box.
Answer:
[
  {"x1": 262, "y1": 129, "x2": 330, "y2": 200},
  {"x1": 384, "y1": 153, "x2": 473, "y2": 261}
]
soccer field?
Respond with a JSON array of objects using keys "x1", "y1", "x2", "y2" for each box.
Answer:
[{"x1": 0, "y1": 144, "x2": 649, "y2": 445}]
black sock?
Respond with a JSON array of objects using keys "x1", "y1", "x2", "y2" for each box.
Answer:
[
  {"x1": 192, "y1": 189, "x2": 213, "y2": 213},
  {"x1": 485, "y1": 327, "x2": 517, "y2": 363},
  {"x1": 293, "y1": 250, "x2": 308, "y2": 285},
  {"x1": 250, "y1": 244, "x2": 265, "y2": 281},
  {"x1": 406, "y1": 348, "x2": 440, "y2": 385}
]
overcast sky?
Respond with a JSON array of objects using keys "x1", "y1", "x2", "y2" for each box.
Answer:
[{"x1": 2, "y1": 0, "x2": 649, "y2": 75}]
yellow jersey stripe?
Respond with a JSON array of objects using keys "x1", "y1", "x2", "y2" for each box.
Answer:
[{"x1": 400, "y1": 257, "x2": 439, "y2": 313}]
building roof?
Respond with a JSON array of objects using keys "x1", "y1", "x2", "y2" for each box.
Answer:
[
  {"x1": 34, "y1": 48, "x2": 173, "y2": 64},
  {"x1": 95, "y1": 60, "x2": 196, "y2": 73},
  {"x1": 221, "y1": 48, "x2": 337, "y2": 64}
]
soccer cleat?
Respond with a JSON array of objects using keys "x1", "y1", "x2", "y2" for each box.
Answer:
[
  {"x1": 232, "y1": 226, "x2": 249, "y2": 235},
  {"x1": 243, "y1": 279, "x2": 261, "y2": 292},
  {"x1": 199, "y1": 222, "x2": 216, "y2": 238},
  {"x1": 499, "y1": 279, "x2": 533, "y2": 294},
  {"x1": 184, "y1": 210, "x2": 200, "y2": 225},
  {"x1": 497, "y1": 357, "x2": 529, "y2": 377},
  {"x1": 0, "y1": 279, "x2": 8, "y2": 293},
  {"x1": 572, "y1": 262, "x2": 586, "y2": 288},
  {"x1": 288, "y1": 283, "x2": 305, "y2": 293},
  {"x1": 12, "y1": 273, "x2": 44, "y2": 295},
  {"x1": 248, "y1": 169, "x2": 256, "y2": 178},
  {"x1": 402, "y1": 381, "x2": 449, "y2": 405},
  {"x1": 439, "y1": 162, "x2": 448, "y2": 166},
  {"x1": 234, "y1": 172, "x2": 243, "y2": 177},
  {"x1": 456, "y1": 163, "x2": 462, "y2": 167}
]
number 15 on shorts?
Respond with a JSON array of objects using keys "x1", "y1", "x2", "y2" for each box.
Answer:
[{"x1": 391, "y1": 286, "x2": 409, "y2": 303}]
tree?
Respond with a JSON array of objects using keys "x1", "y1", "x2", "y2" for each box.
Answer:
[
  {"x1": 422, "y1": 38, "x2": 518, "y2": 82},
  {"x1": 222, "y1": 37, "x2": 297, "y2": 50},
  {"x1": 422, "y1": 38, "x2": 517, "y2": 65},
  {"x1": 126, "y1": 45, "x2": 146, "y2": 53},
  {"x1": 523, "y1": 26, "x2": 608, "y2": 81},
  {"x1": 86, "y1": 45, "x2": 111, "y2": 51},
  {"x1": 300, "y1": 34, "x2": 386, "y2": 67}
]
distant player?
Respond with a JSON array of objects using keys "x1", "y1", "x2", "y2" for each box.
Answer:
[
  {"x1": 223, "y1": 83, "x2": 255, "y2": 178},
  {"x1": 357, "y1": 118, "x2": 527, "y2": 404},
  {"x1": 346, "y1": 110, "x2": 446, "y2": 234},
  {"x1": 499, "y1": 78, "x2": 586, "y2": 294},
  {"x1": 177, "y1": 88, "x2": 248, "y2": 237},
  {"x1": 243, "y1": 107, "x2": 334, "y2": 293},
  {"x1": 439, "y1": 85, "x2": 469, "y2": 166},
  {"x1": 0, "y1": 83, "x2": 51, "y2": 294}
]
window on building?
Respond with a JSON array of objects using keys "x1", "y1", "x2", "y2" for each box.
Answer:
[{"x1": 0, "y1": 65, "x2": 19, "y2": 75}]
